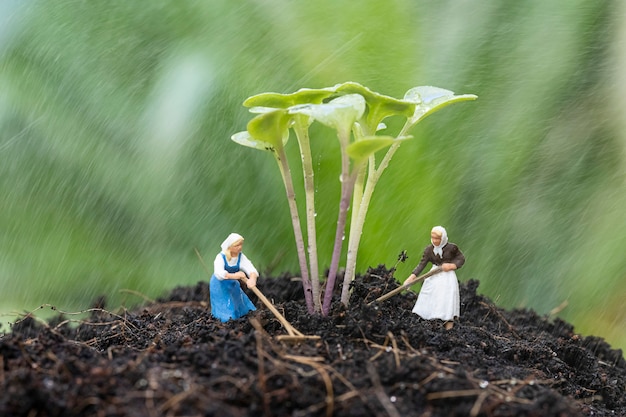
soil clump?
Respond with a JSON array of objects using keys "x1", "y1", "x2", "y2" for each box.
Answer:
[{"x1": 1, "y1": 266, "x2": 624, "y2": 416}]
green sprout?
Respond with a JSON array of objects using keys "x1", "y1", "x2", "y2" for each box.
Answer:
[{"x1": 232, "y1": 82, "x2": 476, "y2": 316}]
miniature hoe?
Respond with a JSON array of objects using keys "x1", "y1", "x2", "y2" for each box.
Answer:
[{"x1": 369, "y1": 267, "x2": 443, "y2": 305}]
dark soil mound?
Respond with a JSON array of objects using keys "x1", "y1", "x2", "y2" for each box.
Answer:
[{"x1": 1, "y1": 266, "x2": 624, "y2": 416}]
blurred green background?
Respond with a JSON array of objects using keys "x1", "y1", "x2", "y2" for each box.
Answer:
[{"x1": 1, "y1": 1, "x2": 624, "y2": 352}]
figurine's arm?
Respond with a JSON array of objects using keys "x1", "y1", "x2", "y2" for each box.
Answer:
[
  {"x1": 239, "y1": 254, "x2": 258, "y2": 288},
  {"x1": 411, "y1": 248, "x2": 430, "y2": 277},
  {"x1": 407, "y1": 249, "x2": 429, "y2": 284},
  {"x1": 441, "y1": 263, "x2": 457, "y2": 272},
  {"x1": 443, "y1": 244, "x2": 465, "y2": 271},
  {"x1": 405, "y1": 273, "x2": 418, "y2": 285},
  {"x1": 453, "y1": 245, "x2": 465, "y2": 268},
  {"x1": 213, "y1": 254, "x2": 227, "y2": 279}
]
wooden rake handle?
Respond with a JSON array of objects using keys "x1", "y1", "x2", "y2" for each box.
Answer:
[
  {"x1": 248, "y1": 286, "x2": 303, "y2": 337},
  {"x1": 369, "y1": 267, "x2": 443, "y2": 305}
]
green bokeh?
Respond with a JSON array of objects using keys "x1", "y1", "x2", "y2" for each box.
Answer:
[{"x1": 0, "y1": 1, "x2": 624, "y2": 353}]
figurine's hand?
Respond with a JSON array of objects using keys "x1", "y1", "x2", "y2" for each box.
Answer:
[
  {"x1": 405, "y1": 274, "x2": 417, "y2": 285},
  {"x1": 442, "y1": 263, "x2": 457, "y2": 272},
  {"x1": 228, "y1": 271, "x2": 246, "y2": 280},
  {"x1": 246, "y1": 274, "x2": 257, "y2": 288}
]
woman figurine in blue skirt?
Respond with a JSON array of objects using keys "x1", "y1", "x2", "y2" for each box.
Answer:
[{"x1": 210, "y1": 233, "x2": 258, "y2": 322}]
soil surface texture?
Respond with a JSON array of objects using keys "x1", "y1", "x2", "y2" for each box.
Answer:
[{"x1": 1, "y1": 265, "x2": 624, "y2": 417}]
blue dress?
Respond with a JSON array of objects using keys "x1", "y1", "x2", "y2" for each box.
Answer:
[{"x1": 210, "y1": 253, "x2": 256, "y2": 322}]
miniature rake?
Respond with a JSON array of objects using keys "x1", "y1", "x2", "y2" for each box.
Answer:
[
  {"x1": 368, "y1": 267, "x2": 442, "y2": 305},
  {"x1": 194, "y1": 248, "x2": 319, "y2": 342}
]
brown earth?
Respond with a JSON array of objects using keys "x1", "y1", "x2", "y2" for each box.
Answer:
[{"x1": 1, "y1": 265, "x2": 624, "y2": 416}]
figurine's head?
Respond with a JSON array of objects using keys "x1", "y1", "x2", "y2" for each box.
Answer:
[
  {"x1": 221, "y1": 233, "x2": 244, "y2": 259},
  {"x1": 430, "y1": 226, "x2": 448, "y2": 248}
]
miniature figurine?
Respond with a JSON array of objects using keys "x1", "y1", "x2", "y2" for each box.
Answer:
[
  {"x1": 210, "y1": 233, "x2": 258, "y2": 322},
  {"x1": 405, "y1": 226, "x2": 465, "y2": 329}
]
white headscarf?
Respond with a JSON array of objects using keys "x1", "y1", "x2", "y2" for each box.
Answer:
[
  {"x1": 221, "y1": 233, "x2": 244, "y2": 253},
  {"x1": 431, "y1": 226, "x2": 448, "y2": 258}
]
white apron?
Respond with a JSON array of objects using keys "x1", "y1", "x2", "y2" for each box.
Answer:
[{"x1": 412, "y1": 265, "x2": 460, "y2": 321}]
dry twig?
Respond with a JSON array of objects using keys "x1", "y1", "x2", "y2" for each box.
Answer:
[
  {"x1": 251, "y1": 318, "x2": 273, "y2": 417},
  {"x1": 479, "y1": 301, "x2": 520, "y2": 338},
  {"x1": 366, "y1": 362, "x2": 401, "y2": 417}
]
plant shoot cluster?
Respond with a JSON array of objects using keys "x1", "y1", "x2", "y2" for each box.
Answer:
[{"x1": 232, "y1": 82, "x2": 476, "y2": 316}]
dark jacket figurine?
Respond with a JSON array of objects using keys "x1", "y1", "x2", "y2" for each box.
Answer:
[{"x1": 407, "y1": 226, "x2": 464, "y2": 328}]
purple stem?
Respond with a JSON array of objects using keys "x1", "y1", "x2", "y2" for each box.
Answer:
[{"x1": 321, "y1": 150, "x2": 355, "y2": 316}]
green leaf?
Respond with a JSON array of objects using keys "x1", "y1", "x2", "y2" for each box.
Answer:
[
  {"x1": 246, "y1": 109, "x2": 291, "y2": 148},
  {"x1": 404, "y1": 86, "x2": 477, "y2": 126},
  {"x1": 247, "y1": 106, "x2": 282, "y2": 114},
  {"x1": 335, "y1": 82, "x2": 415, "y2": 132},
  {"x1": 289, "y1": 94, "x2": 366, "y2": 135},
  {"x1": 231, "y1": 131, "x2": 275, "y2": 152},
  {"x1": 243, "y1": 87, "x2": 336, "y2": 108},
  {"x1": 346, "y1": 135, "x2": 412, "y2": 163}
]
